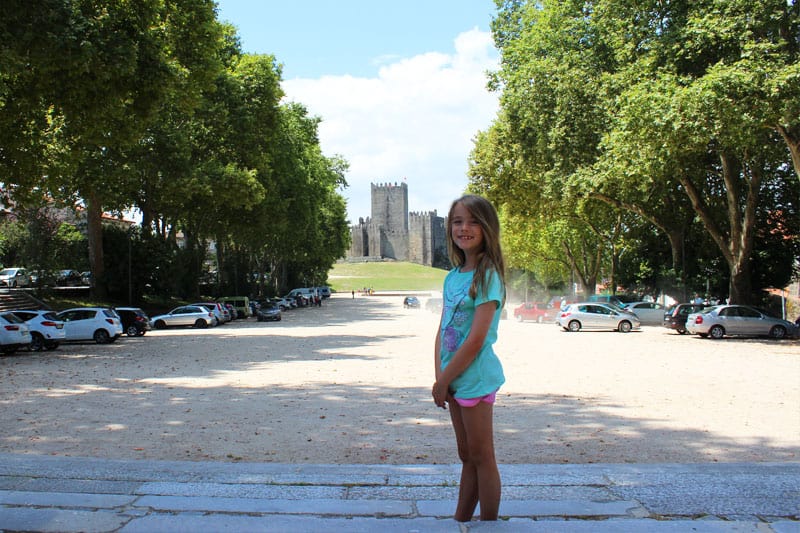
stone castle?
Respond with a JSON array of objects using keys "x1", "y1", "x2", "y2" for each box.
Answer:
[{"x1": 347, "y1": 182, "x2": 449, "y2": 269}]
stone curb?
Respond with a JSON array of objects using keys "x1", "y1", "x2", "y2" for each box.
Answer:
[{"x1": 0, "y1": 455, "x2": 797, "y2": 532}]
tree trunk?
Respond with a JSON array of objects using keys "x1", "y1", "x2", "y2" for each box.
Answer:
[
  {"x1": 678, "y1": 151, "x2": 760, "y2": 304},
  {"x1": 85, "y1": 190, "x2": 108, "y2": 299}
]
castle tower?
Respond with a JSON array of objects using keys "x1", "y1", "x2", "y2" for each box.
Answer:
[{"x1": 371, "y1": 182, "x2": 408, "y2": 231}]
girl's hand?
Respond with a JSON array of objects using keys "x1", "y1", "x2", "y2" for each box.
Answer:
[{"x1": 432, "y1": 381, "x2": 449, "y2": 409}]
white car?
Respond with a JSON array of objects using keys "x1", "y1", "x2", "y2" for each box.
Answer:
[
  {"x1": 557, "y1": 302, "x2": 641, "y2": 333},
  {"x1": 0, "y1": 267, "x2": 31, "y2": 288},
  {"x1": 0, "y1": 312, "x2": 32, "y2": 354},
  {"x1": 56, "y1": 307, "x2": 123, "y2": 344},
  {"x1": 10, "y1": 309, "x2": 65, "y2": 351},
  {"x1": 624, "y1": 301, "x2": 668, "y2": 325},
  {"x1": 150, "y1": 305, "x2": 216, "y2": 329}
]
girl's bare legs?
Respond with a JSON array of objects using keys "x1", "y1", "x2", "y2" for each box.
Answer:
[{"x1": 449, "y1": 400, "x2": 501, "y2": 521}]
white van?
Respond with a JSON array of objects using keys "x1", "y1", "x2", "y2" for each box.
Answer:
[{"x1": 287, "y1": 288, "x2": 314, "y2": 299}]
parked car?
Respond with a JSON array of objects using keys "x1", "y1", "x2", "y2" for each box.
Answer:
[
  {"x1": 217, "y1": 296, "x2": 252, "y2": 318},
  {"x1": 513, "y1": 302, "x2": 554, "y2": 323},
  {"x1": 191, "y1": 302, "x2": 228, "y2": 326},
  {"x1": 150, "y1": 305, "x2": 215, "y2": 329},
  {"x1": 256, "y1": 302, "x2": 282, "y2": 322},
  {"x1": 663, "y1": 303, "x2": 709, "y2": 334},
  {"x1": 403, "y1": 296, "x2": 420, "y2": 309},
  {"x1": 220, "y1": 302, "x2": 239, "y2": 322},
  {"x1": 0, "y1": 267, "x2": 31, "y2": 288},
  {"x1": 271, "y1": 297, "x2": 293, "y2": 311},
  {"x1": 316, "y1": 286, "x2": 332, "y2": 299},
  {"x1": 115, "y1": 307, "x2": 151, "y2": 337},
  {"x1": 0, "y1": 312, "x2": 32, "y2": 354},
  {"x1": 56, "y1": 307, "x2": 122, "y2": 343},
  {"x1": 426, "y1": 297, "x2": 443, "y2": 313},
  {"x1": 11, "y1": 309, "x2": 65, "y2": 351},
  {"x1": 587, "y1": 295, "x2": 631, "y2": 309},
  {"x1": 623, "y1": 301, "x2": 668, "y2": 325},
  {"x1": 55, "y1": 269, "x2": 84, "y2": 287},
  {"x1": 685, "y1": 305, "x2": 799, "y2": 339},
  {"x1": 557, "y1": 302, "x2": 641, "y2": 333},
  {"x1": 80, "y1": 271, "x2": 93, "y2": 286}
]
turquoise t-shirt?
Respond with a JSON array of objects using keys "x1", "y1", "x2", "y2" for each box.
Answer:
[{"x1": 439, "y1": 267, "x2": 505, "y2": 399}]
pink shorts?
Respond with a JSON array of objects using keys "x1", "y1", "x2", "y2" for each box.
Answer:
[{"x1": 453, "y1": 391, "x2": 497, "y2": 407}]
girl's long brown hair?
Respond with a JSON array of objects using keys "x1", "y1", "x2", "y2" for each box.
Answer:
[{"x1": 446, "y1": 194, "x2": 506, "y2": 306}]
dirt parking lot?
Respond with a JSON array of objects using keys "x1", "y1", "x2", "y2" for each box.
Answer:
[{"x1": 1, "y1": 293, "x2": 798, "y2": 465}]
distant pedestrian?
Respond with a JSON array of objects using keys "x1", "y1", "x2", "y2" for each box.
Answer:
[{"x1": 352, "y1": 290, "x2": 355, "y2": 299}]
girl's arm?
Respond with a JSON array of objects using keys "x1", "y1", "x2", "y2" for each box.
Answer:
[
  {"x1": 432, "y1": 300, "x2": 496, "y2": 407},
  {"x1": 433, "y1": 309, "x2": 445, "y2": 408}
]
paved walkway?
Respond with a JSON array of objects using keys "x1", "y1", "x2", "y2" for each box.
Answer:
[{"x1": 0, "y1": 454, "x2": 797, "y2": 532}]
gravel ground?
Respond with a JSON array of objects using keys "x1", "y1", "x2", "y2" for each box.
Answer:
[{"x1": 1, "y1": 293, "x2": 798, "y2": 465}]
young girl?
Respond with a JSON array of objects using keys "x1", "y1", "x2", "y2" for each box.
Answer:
[{"x1": 432, "y1": 194, "x2": 506, "y2": 522}]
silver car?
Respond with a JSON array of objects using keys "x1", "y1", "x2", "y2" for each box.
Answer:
[
  {"x1": 557, "y1": 302, "x2": 641, "y2": 333},
  {"x1": 624, "y1": 301, "x2": 668, "y2": 325},
  {"x1": 0, "y1": 267, "x2": 31, "y2": 288},
  {"x1": 685, "y1": 305, "x2": 799, "y2": 339},
  {"x1": 150, "y1": 305, "x2": 215, "y2": 329}
]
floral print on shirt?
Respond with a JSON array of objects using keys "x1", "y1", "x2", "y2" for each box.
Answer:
[{"x1": 441, "y1": 275, "x2": 471, "y2": 354}]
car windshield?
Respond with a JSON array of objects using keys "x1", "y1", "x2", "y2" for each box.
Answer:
[{"x1": 0, "y1": 269, "x2": 16, "y2": 276}]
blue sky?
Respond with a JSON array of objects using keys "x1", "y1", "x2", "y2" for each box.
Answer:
[{"x1": 215, "y1": 1, "x2": 500, "y2": 222}]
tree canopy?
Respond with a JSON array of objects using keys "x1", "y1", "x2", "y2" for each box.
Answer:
[
  {"x1": 0, "y1": 1, "x2": 351, "y2": 300},
  {"x1": 470, "y1": 0, "x2": 800, "y2": 304}
]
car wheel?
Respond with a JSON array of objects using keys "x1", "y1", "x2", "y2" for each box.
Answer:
[
  {"x1": 537, "y1": 315, "x2": 544, "y2": 324},
  {"x1": 30, "y1": 333, "x2": 46, "y2": 352},
  {"x1": 194, "y1": 319, "x2": 208, "y2": 328},
  {"x1": 709, "y1": 325, "x2": 725, "y2": 339},
  {"x1": 618, "y1": 321, "x2": 632, "y2": 333},
  {"x1": 154, "y1": 320, "x2": 166, "y2": 330},
  {"x1": 568, "y1": 320, "x2": 581, "y2": 332},
  {"x1": 769, "y1": 325, "x2": 787, "y2": 339},
  {"x1": 93, "y1": 329, "x2": 111, "y2": 344},
  {"x1": 677, "y1": 327, "x2": 687, "y2": 334},
  {"x1": 126, "y1": 325, "x2": 139, "y2": 337},
  {"x1": 514, "y1": 314, "x2": 523, "y2": 322}
]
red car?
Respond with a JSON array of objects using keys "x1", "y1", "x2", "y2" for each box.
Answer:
[{"x1": 513, "y1": 302, "x2": 555, "y2": 323}]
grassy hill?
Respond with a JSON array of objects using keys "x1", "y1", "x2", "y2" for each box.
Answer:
[{"x1": 328, "y1": 261, "x2": 448, "y2": 292}]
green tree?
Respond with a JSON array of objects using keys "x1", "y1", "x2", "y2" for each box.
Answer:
[
  {"x1": 476, "y1": 0, "x2": 800, "y2": 304},
  {"x1": 0, "y1": 0, "x2": 223, "y2": 298}
]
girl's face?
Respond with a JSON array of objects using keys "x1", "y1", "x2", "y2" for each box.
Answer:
[{"x1": 450, "y1": 202, "x2": 484, "y2": 256}]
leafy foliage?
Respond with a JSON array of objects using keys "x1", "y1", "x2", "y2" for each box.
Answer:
[{"x1": 471, "y1": 0, "x2": 800, "y2": 304}]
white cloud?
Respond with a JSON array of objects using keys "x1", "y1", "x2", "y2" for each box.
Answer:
[{"x1": 282, "y1": 28, "x2": 499, "y2": 223}]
